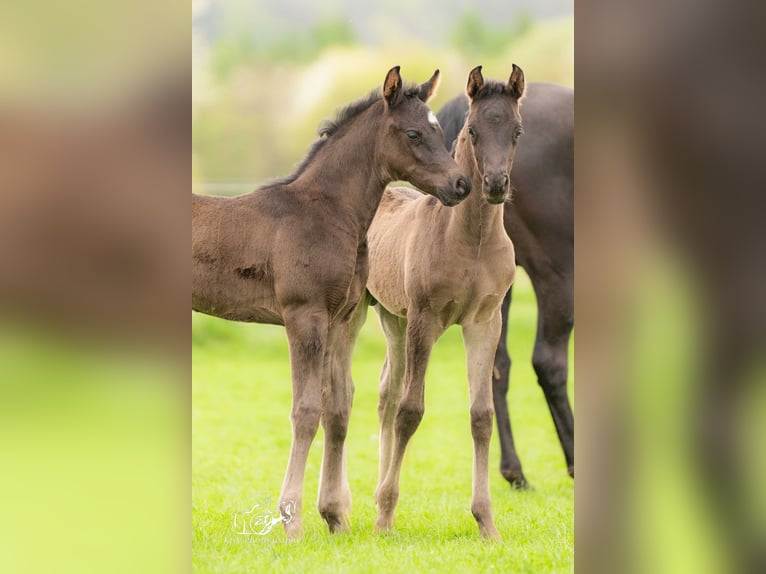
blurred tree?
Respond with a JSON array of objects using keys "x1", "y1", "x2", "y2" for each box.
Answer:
[
  {"x1": 209, "y1": 17, "x2": 356, "y2": 82},
  {"x1": 448, "y1": 10, "x2": 533, "y2": 57},
  {"x1": 210, "y1": 34, "x2": 255, "y2": 83}
]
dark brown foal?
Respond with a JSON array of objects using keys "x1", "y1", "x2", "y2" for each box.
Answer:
[{"x1": 192, "y1": 67, "x2": 470, "y2": 537}]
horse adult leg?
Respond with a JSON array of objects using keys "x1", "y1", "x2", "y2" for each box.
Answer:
[
  {"x1": 279, "y1": 307, "x2": 329, "y2": 538},
  {"x1": 374, "y1": 306, "x2": 407, "y2": 503},
  {"x1": 375, "y1": 310, "x2": 441, "y2": 532},
  {"x1": 531, "y1": 284, "x2": 575, "y2": 477},
  {"x1": 492, "y1": 287, "x2": 529, "y2": 488},
  {"x1": 463, "y1": 313, "x2": 503, "y2": 540},
  {"x1": 316, "y1": 298, "x2": 368, "y2": 532}
]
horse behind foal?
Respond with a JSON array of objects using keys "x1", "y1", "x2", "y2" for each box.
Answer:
[
  {"x1": 364, "y1": 65, "x2": 525, "y2": 539},
  {"x1": 192, "y1": 66, "x2": 470, "y2": 537}
]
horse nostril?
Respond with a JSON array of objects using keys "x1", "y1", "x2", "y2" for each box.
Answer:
[
  {"x1": 483, "y1": 175, "x2": 490, "y2": 186},
  {"x1": 503, "y1": 174, "x2": 510, "y2": 186},
  {"x1": 456, "y1": 176, "x2": 470, "y2": 196}
]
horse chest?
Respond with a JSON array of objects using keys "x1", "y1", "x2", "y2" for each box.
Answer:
[{"x1": 439, "y1": 260, "x2": 514, "y2": 325}]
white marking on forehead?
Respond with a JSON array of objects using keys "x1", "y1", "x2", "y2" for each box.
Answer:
[{"x1": 427, "y1": 110, "x2": 440, "y2": 128}]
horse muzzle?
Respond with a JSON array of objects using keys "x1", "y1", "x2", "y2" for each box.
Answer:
[
  {"x1": 438, "y1": 175, "x2": 472, "y2": 206},
  {"x1": 483, "y1": 172, "x2": 510, "y2": 204}
]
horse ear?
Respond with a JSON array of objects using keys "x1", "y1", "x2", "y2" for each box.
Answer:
[
  {"x1": 417, "y1": 69, "x2": 441, "y2": 103},
  {"x1": 508, "y1": 64, "x2": 526, "y2": 100},
  {"x1": 383, "y1": 65, "x2": 403, "y2": 108},
  {"x1": 466, "y1": 65, "x2": 484, "y2": 100}
]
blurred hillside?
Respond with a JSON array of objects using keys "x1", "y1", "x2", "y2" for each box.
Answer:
[{"x1": 192, "y1": 0, "x2": 573, "y2": 190}]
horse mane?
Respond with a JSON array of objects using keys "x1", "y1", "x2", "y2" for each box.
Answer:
[
  {"x1": 471, "y1": 80, "x2": 514, "y2": 100},
  {"x1": 259, "y1": 83, "x2": 420, "y2": 191}
]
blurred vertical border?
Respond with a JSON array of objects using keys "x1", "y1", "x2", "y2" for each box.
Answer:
[
  {"x1": 575, "y1": 1, "x2": 766, "y2": 573},
  {"x1": 0, "y1": 1, "x2": 189, "y2": 573}
]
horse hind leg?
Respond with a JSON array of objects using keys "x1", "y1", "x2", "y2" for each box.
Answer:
[
  {"x1": 375, "y1": 310, "x2": 439, "y2": 533},
  {"x1": 316, "y1": 345, "x2": 352, "y2": 533},
  {"x1": 532, "y1": 306, "x2": 575, "y2": 478},
  {"x1": 375, "y1": 306, "x2": 407, "y2": 497},
  {"x1": 492, "y1": 287, "x2": 530, "y2": 488},
  {"x1": 316, "y1": 299, "x2": 367, "y2": 533},
  {"x1": 279, "y1": 308, "x2": 329, "y2": 538}
]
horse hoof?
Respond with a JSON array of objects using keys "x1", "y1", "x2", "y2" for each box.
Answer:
[
  {"x1": 374, "y1": 515, "x2": 394, "y2": 533},
  {"x1": 502, "y1": 469, "x2": 531, "y2": 490},
  {"x1": 568, "y1": 465, "x2": 574, "y2": 479},
  {"x1": 479, "y1": 524, "x2": 502, "y2": 541},
  {"x1": 321, "y1": 512, "x2": 350, "y2": 534},
  {"x1": 283, "y1": 520, "x2": 302, "y2": 539}
]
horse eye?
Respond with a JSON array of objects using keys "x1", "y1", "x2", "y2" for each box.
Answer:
[
  {"x1": 406, "y1": 131, "x2": 421, "y2": 142},
  {"x1": 467, "y1": 126, "x2": 477, "y2": 141},
  {"x1": 514, "y1": 127, "x2": 524, "y2": 141}
]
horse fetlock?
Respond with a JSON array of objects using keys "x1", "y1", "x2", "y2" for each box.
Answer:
[
  {"x1": 471, "y1": 502, "x2": 500, "y2": 540},
  {"x1": 501, "y1": 467, "x2": 530, "y2": 489},
  {"x1": 375, "y1": 483, "x2": 399, "y2": 516},
  {"x1": 318, "y1": 501, "x2": 350, "y2": 533},
  {"x1": 471, "y1": 500, "x2": 493, "y2": 521}
]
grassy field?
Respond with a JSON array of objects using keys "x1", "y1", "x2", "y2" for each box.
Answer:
[{"x1": 192, "y1": 270, "x2": 573, "y2": 573}]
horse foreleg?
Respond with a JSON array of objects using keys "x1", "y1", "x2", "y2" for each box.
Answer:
[
  {"x1": 463, "y1": 313, "x2": 503, "y2": 540},
  {"x1": 280, "y1": 308, "x2": 329, "y2": 538},
  {"x1": 492, "y1": 287, "x2": 529, "y2": 488},
  {"x1": 375, "y1": 310, "x2": 439, "y2": 533}
]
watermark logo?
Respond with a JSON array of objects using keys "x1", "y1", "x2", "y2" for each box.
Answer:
[{"x1": 233, "y1": 500, "x2": 295, "y2": 536}]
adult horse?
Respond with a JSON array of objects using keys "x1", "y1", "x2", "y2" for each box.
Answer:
[
  {"x1": 438, "y1": 82, "x2": 574, "y2": 488},
  {"x1": 192, "y1": 67, "x2": 471, "y2": 537},
  {"x1": 364, "y1": 65, "x2": 525, "y2": 539}
]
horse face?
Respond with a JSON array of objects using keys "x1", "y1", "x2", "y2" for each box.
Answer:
[
  {"x1": 379, "y1": 67, "x2": 471, "y2": 206},
  {"x1": 464, "y1": 65, "x2": 526, "y2": 204}
]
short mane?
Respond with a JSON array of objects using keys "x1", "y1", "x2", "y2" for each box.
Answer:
[
  {"x1": 471, "y1": 80, "x2": 514, "y2": 100},
  {"x1": 259, "y1": 83, "x2": 420, "y2": 192}
]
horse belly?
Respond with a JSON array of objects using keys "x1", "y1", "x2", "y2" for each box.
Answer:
[{"x1": 192, "y1": 264, "x2": 282, "y2": 324}]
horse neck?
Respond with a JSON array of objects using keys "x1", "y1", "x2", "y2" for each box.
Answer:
[
  {"x1": 297, "y1": 105, "x2": 386, "y2": 237},
  {"x1": 448, "y1": 134, "x2": 505, "y2": 246}
]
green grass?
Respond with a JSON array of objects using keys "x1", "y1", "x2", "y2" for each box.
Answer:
[{"x1": 192, "y1": 270, "x2": 573, "y2": 573}]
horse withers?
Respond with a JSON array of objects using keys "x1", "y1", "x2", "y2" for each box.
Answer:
[
  {"x1": 192, "y1": 67, "x2": 470, "y2": 537},
  {"x1": 361, "y1": 65, "x2": 525, "y2": 539}
]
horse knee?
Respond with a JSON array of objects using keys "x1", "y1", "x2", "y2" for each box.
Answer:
[
  {"x1": 470, "y1": 406, "x2": 494, "y2": 441},
  {"x1": 394, "y1": 402, "x2": 424, "y2": 438},
  {"x1": 323, "y1": 407, "x2": 350, "y2": 442},
  {"x1": 292, "y1": 403, "x2": 321, "y2": 437}
]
